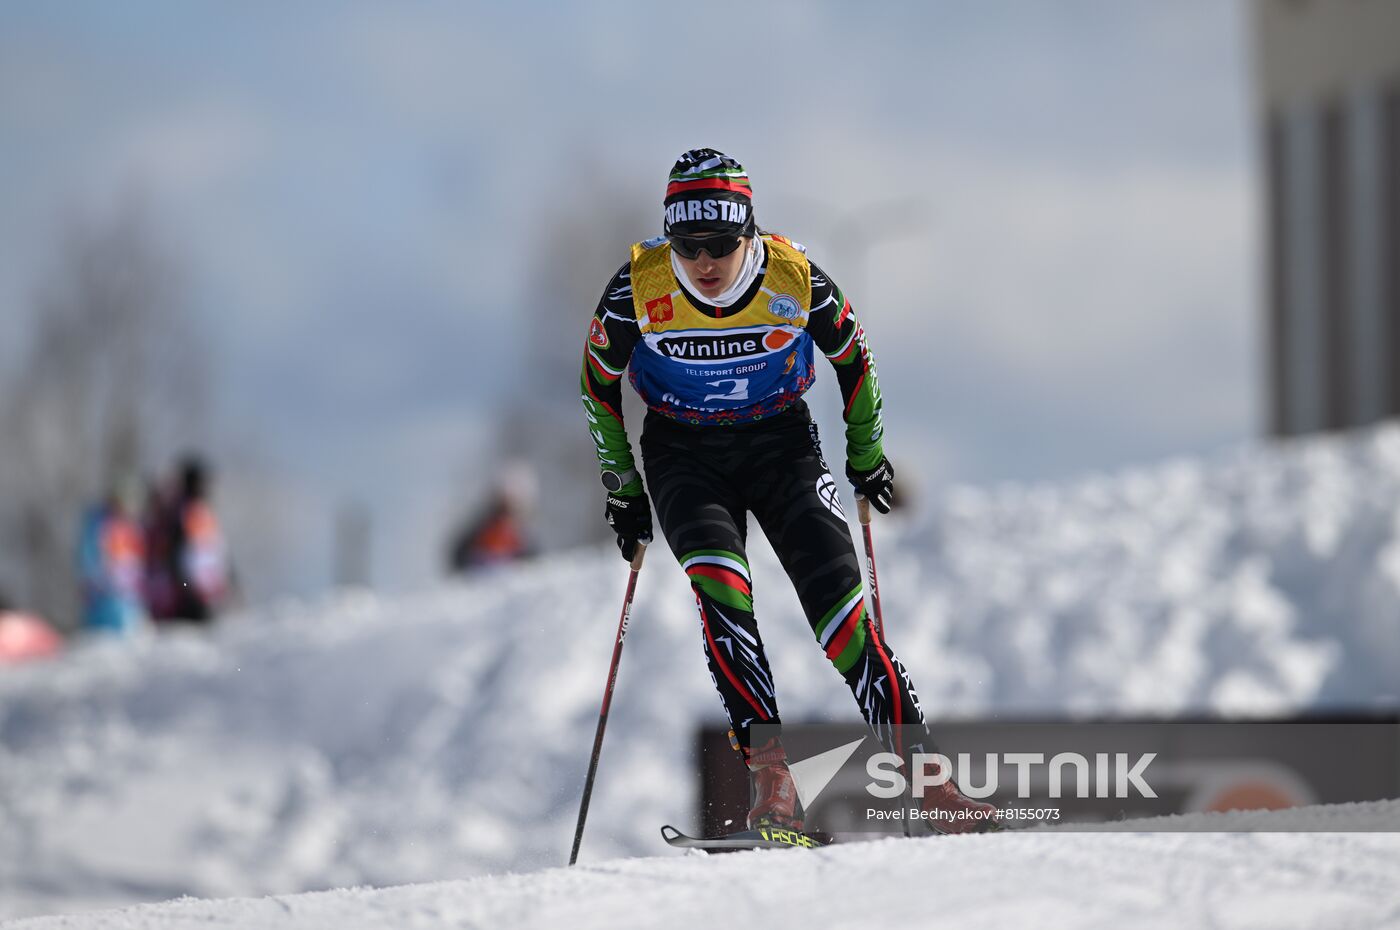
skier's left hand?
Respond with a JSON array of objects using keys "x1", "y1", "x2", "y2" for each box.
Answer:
[
  {"x1": 846, "y1": 457, "x2": 895, "y2": 514},
  {"x1": 605, "y1": 491, "x2": 653, "y2": 561}
]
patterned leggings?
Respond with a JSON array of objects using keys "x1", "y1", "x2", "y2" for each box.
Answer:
[{"x1": 640, "y1": 400, "x2": 930, "y2": 760}]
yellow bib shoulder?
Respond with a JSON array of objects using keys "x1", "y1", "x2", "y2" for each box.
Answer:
[{"x1": 629, "y1": 235, "x2": 812, "y2": 332}]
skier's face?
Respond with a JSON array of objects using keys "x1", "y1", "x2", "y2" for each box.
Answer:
[{"x1": 674, "y1": 235, "x2": 750, "y2": 299}]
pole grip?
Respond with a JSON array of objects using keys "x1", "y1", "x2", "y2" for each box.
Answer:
[
  {"x1": 630, "y1": 540, "x2": 648, "y2": 572},
  {"x1": 856, "y1": 493, "x2": 872, "y2": 526}
]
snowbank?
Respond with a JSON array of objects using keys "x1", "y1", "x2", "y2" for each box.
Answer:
[{"x1": 3, "y1": 425, "x2": 1399, "y2": 919}]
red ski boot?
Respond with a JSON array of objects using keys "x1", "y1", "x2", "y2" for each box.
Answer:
[
  {"x1": 918, "y1": 757, "x2": 1000, "y2": 834},
  {"x1": 743, "y1": 735, "x2": 804, "y2": 831}
]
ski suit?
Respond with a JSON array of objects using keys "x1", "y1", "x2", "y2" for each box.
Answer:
[{"x1": 581, "y1": 233, "x2": 929, "y2": 759}]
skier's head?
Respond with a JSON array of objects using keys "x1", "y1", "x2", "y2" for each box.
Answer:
[{"x1": 664, "y1": 148, "x2": 756, "y2": 298}]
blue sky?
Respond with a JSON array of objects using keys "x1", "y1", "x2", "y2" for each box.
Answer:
[{"x1": 0, "y1": 1, "x2": 1258, "y2": 598}]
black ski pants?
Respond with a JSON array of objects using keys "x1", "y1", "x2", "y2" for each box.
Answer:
[{"x1": 640, "y1": 400, "x2": 930, "y2": 760}]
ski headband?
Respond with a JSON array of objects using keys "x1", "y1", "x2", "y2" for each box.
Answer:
[{"x1": 663, "y1": 148, "x2": 755, "y2": 236}]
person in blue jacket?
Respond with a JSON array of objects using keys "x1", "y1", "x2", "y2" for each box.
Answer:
[{"x1": 78, "y1": 476, "x2": 149, "y2": 636}]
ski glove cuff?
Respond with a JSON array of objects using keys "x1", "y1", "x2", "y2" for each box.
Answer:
[
  {"x1": 846, "y1": 457, "x2": 895, "y2": 514},
  {"x1": 605, "y1": 491, "x2": 653, "y2": 561}
]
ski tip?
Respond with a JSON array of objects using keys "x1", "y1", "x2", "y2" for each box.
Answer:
[{"x1": 659, "y1": 824, "x2": 684, "y2": 843}]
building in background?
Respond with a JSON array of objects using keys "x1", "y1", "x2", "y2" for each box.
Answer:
[{"x1": 1255, "y1": 0, "x2": 1400, "y2": 437}]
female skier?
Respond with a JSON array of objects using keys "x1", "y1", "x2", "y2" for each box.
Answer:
[{"x1": 580, "y1": 148, "x2": 996, "y2": 835}]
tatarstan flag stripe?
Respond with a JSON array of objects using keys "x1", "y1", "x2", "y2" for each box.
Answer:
[
  {"x1": 668, "y1": 173, "x2": 751, "y2": 186},
  {"x1": 691, "y1": 575, "x2": 753, "y2": 612},
  {"x1": 823, "y1": 598, "x2": 865, "y2": 662},
  {"x1": 687, "y1": 564, "x2": 751, "y2": 596},
  {"x1": 668, "y1": 173, "x2": 750, "y2": 185},
  {"x1": 816, "y1": 586, "x2": 864, "y2": 647},
  {"x1": 586, "y1": 346, "x2": 623, "y2": 382},
  {"x1": 666, "y1": 178, "x2": 754, "y2": 198},
  {"x1": 829, "y1": 608, "x2": 869, "y2": 674},
  {"x1": 685, "y1": 551, "x2": 754, "y2": 613},
  {"x1": 836, "y1": 297, "x2": 852, "y2": 327},
  {"x1": 828, "y1": 328, "x2": 858, "y2": 362},
  {"x1": 681, "y1": 550, "x2": 750, "y2": 581}
]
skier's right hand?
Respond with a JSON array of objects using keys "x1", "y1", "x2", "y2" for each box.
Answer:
[{"x1": 605, "y1": 491, "x2": 653, "y2": 561}]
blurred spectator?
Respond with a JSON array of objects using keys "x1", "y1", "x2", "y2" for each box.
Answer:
[
  {"x1": 78, "y1": 475, "x2": 149, "y2": 636},
  {"x1": 447, "y1": 464, "x2": 538, "y2": 573},
  {"x1": 161, "y1": 455, "x2": 232, "y2": 623},
  {"x1": 0, "y1": 587, "x2": 64, "y2": 664},
  {"x1": 142, "y1": 474, "x2": 180, "y2": 619}
]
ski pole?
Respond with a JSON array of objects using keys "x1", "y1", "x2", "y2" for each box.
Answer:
[
  {"x1": 857, "y1": 494, "x2": 911, "y2": 835},
  {"x1": 569, "y1": 540, "x2": 648, "y2": 866},
  {"x1": 855, "y1": 495, "x2": 884, "y2": 641}
]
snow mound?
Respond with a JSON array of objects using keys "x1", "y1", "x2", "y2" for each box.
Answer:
[
  {"x1": 3, "y1": 425, "x2": 1400, "y2": 919},
  {"x1": 5, "y1": 801, "x2": 1400, "y2": 930},
  {"x1": 900, "y1": 424, "x2": 1400, "y2": 715}
]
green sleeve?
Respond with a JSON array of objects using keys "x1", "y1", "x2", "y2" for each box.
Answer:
[
  {"x1": 580, "y1": 263, "x2": 644, "y2": 495},
  {"x1": 806, "y1": 264, "x2": 885, "y2": 470}
]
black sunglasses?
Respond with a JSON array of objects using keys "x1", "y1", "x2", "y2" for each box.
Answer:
[{"x1": 668, "y1": 231, "x2": 746, "y2": 260}]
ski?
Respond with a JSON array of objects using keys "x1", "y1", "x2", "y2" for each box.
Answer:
[{"x1": 660, "y1": 824, "x2": 831, "y2": 851}]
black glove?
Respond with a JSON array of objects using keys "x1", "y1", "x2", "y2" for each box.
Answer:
[
  {"x1": 605, "y1": 492, "x2": 653, "y2": 560},
  {"x1": 846, "y1": 457, "x2": 895, "y2": 514}
]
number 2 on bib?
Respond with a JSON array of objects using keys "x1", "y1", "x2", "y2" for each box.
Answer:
[{"x1": 703, "y1": 378, "x2": 750, "y2": 402}]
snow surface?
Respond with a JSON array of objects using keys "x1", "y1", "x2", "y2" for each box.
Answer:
[
  {"x1": 6, "y1": 802, "x2": 1400, "y2": 930},
  {"x1": 3, "y1": 425, "x2": 1400, "y2": 921}
]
